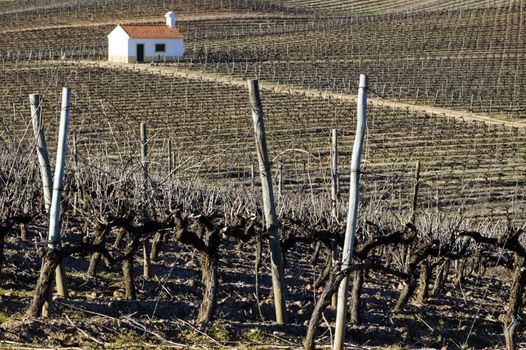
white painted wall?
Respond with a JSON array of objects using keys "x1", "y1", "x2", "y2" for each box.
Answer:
[
  {"x1": 107, "y1": 25, "x2": 129, "y2": 57},
  {"x1": 128, "y1": 38, "x2": 184, "y2": 59},
  {"x1": 108, "y1": 24, "x2": 184, "y2": 62}
]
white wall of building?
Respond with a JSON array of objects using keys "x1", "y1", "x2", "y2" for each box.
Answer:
[
  {"x1": 128, "y1": 38, "x2": 184, "y2": 60},
  {"x1": 107, "y1": 26, "x2": 129, "y2": 62},
  {"x1": 108, "y1": 24, "x2": 184, "y2": 63}
]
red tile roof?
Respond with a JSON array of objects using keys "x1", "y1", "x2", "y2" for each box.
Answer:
[{"x1": 120, "y1": 23, "x2": 184, "y2": 39}]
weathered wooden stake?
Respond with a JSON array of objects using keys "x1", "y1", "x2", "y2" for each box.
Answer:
[
  {"x1": 30, "y1": 91, "x2": 70, "y2": 317},
  {"x1": 167, "y1": 139, "x2": 173, "y2": 210},
  {"x1": 278, "y1": 161, "x2": 284, "y2": 199},
  {"x1": 330, "y1": 129, "x2": 340, "y2": 307},
  {"x1": 333, "y1": 74, "x2": 368, "y2": 350},
  {"x1": 30, "y1": 94, "x2": 52, "y2": 212},
  {"x1": 330, "y1": 129, "x2": 340, "y2": 220},
  {"x1": 168, "y1": 139, "x2": 174, "y2": 173},
  {"x1": 140, "y1": 122, "x2": 150, "y2": 279},
  {"x1": 72, "y1": 130, "x2": 79, "y2": 215},
  {"x1": 402, "y1": 160, "x2": 421, "y2": 281},
  {"x1": 30, "y1": 93, "x2": 54, "y2": 316},
  {"x1": 50, "y1": 88, "x2": 71, "y2": 300},
  {"x1": 410, "y1": 160, "x2": 421, "y2": 223},
  {"x1": 251, "y1": 164, "x2": 256, "y2": 190},
  {"x1": 248, "y1": 79, "x2": 287, "y2": 324}
]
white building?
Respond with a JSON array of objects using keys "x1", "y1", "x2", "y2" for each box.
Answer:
[{"x1": 108, "y1": 12, "x2": 184, "y2": 63}]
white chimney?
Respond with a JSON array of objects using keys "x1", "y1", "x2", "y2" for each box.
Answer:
[{"x1": 165, "y1": 11, "x2": 176, "y2": 28}]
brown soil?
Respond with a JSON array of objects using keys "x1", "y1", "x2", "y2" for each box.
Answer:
[{"x1": 0, "y1": 228, "x2": 511, "y2": 349}]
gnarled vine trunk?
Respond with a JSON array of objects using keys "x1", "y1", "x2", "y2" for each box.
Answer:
[
  {"x1": 87, "y1": 223, "x2": 109, "y2": 277},
  {"x1": 431, "y1": 259, "x2": 450, "y2": 296},
  {"x1": 197, "y1": 253, "x2": 218, "y2": 323},
  {"x1": 122, "y1": 255, "x2": 135, "y2": 300},
  {"x1": 415, "y1": 260, "x2": 430, "y2": 304},
  {"x1": 304, "y1": 266, "x2": 346, "y2": 350},
  {"x1": 87, "y1": 252, "x2": 101, "y2": 276},
  {"x1": 20, "y1": 223, "x2": 28, "y2": 241},
  {"x1": 349, "y1": 269, "x2": 363, "y2": 325},
  {"x1": 503, "y1": 254, "x2": 526, "y2": 350},
  {"x1": 26, "y1": 254, "x2": 58, "y2": 317},
  {"x1": 394, "y1": 274, "x2": 416, "y2": 313},
  {"x1": 150, "y1": 231, "x2": 164, "y2": 262}
]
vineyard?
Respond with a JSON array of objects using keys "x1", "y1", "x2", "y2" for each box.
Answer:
[
  {"x1": 1, "y1": 0, "x2": 526, "y2": 349},
  {"x1": 2, "y1": 4, "x2": 525, "y2": 118}
]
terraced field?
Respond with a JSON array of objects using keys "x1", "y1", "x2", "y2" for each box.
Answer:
[
  {"x1": 2, "y1": 61, "x2": 525, "y2": 222},
  {"x1": 273, "y1": 0, "x2": 522, "y2": 15},
  {"x1": 2, "y1": 1, "x2": 526, "y2": 349},
  {"x1": 186, "y1": 6, "x2": 526, "y2": 118},
  {"x1": 3, "y1": 3, "x2": 524, "y2": 118}
]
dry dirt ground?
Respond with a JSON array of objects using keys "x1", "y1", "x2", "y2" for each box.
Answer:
[{"x1": 0, "y1": 225, "x2": 514, "y2": 349}]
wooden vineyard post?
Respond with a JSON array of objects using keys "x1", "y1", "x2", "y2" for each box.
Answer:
[
  {"x1": 47, "y1": 88, "x2": 73, "y2": 315},
  {"x1": 410, "y1": 160, "x2": 421, "y2": 223},
  {"x1": 167, "y1": 139, "x2": 173, "y2": 210},
  {"x1": 30, "y1": 91, "x2": 70, "y2": 317},
  {"x1": 167, "y1": 139, "x2": 174, "y2": 174},
  {"x1": 401, "y1": 160, "x2": 421, "y2": 287},
  {"x1": 140, "y1": 122, "x2": 150, "y2": 279},
  {"x1": 330, "y1": 128, "x2": 340, "y2": 307},
  {"x1": 72, "y1": 130, "x2": 79, "y2": 215},
  {"x1": 141, "y1": 122, "x2": 148, "y2": 190},
  {"x1": 330, "y1": 129, "x2": 340, "y2": 220},
  {"x1": 30, "y1": 93, "x2": 54, "y2": 316},
  {"x1": 278, "y1": 161, "x2": 284, "y2": 200},
  {"x1": 248, "y1": 79, "x2": 287, "y2": 324},
  {"x1": 251, "y1": 164, "x2": 256, "y2": 190},
  {"x1": 30, "y1": 94, "x2": 52, "y2": 212},
  {"x1": 49, "y1": 88, "x2": 71, "y2": 301},
  {"x1": 333, "y1": 74, "x2": 368, "y2": 350}
]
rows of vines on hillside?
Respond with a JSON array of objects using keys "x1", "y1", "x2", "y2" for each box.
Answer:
[
  {"x1": 1, "y1": 91, "x2": 525, "y2": 347},
  {"x1": 1, "y1": 63, "x2": 526, "y2": 221},
  {"x1": 1, "y1": 1, "x2": 526, "y2": 348}
]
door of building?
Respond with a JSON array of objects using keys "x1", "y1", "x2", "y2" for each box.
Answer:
[{"x1": 137, "y1": 44, "x2": 144, "y2": 63}]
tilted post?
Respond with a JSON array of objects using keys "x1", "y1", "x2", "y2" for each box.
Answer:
[
  {"x1": 278, "y1": 161, "x2": 284, "y2": 200},
  {"x1": 167, "y1": 139, "x2": 173, "y2": 210},
  {"x1": 141, "y1": 122, "x2": 148, "y2": 191},
  {"x1": 251, "y1": 164, "x2": 256, "y2": 190},
  {"x1": 330, "y1": 128, "x2": 339, "y2": 220},
  {"x1": 140, "y1": 122, "x2": 150, "y2": 279},
  {"x1": 248, "y1": 79, "x2": 287, "y2": 324},
  {"x1": 30, "y1": 94, "x2": 57, "y2": 315},
  {"x1": 30, "y1": 94, "x2": 52, "y2": 212},
  {"x1": 30, "y1": 91, "x2": 71, "y2": 317},
  {"x1": 72, "y1": 130, "x2": 79, "y2": 215},
  {"x1": 410, "y1": 160, "x2": 421, "y2": 223},
  {"x1": 48, "y1": 88, "x2": 73, "y2": 311},
  {"x1": 48, "y1": 88, "x2": 72, "y2": 245},
  {"x1": 402, "y1": 160, "x2": 421, "y2": 275},
  {"x1": 330, "y1": 129, "x2": 340, "y2": 307},
  {"x1": 167, "y1": 139, "x2": 174, "y2": 174},
  {"x1": 333, "y1": 74, "x2": 368, "y2": 350}
]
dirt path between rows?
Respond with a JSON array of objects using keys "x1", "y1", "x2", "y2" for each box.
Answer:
[
  {"x1": 0, "y1": 12, "x2": 295, "y2": 34},
  {"x1": 76, "y1": 60, "x2": 526, "y2": 129}
]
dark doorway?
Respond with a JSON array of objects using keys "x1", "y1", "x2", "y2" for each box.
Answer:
[{"x1": 136, "y1": 44, "x2": 144, "y2": 63}]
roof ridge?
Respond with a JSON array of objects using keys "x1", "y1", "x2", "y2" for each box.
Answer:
[
  {"x1": 118, "y1": 23, "x2": 184, "y2": 39},
  {"x1": 120, "y1": 22, "x2": 164, "y2": 26}
]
